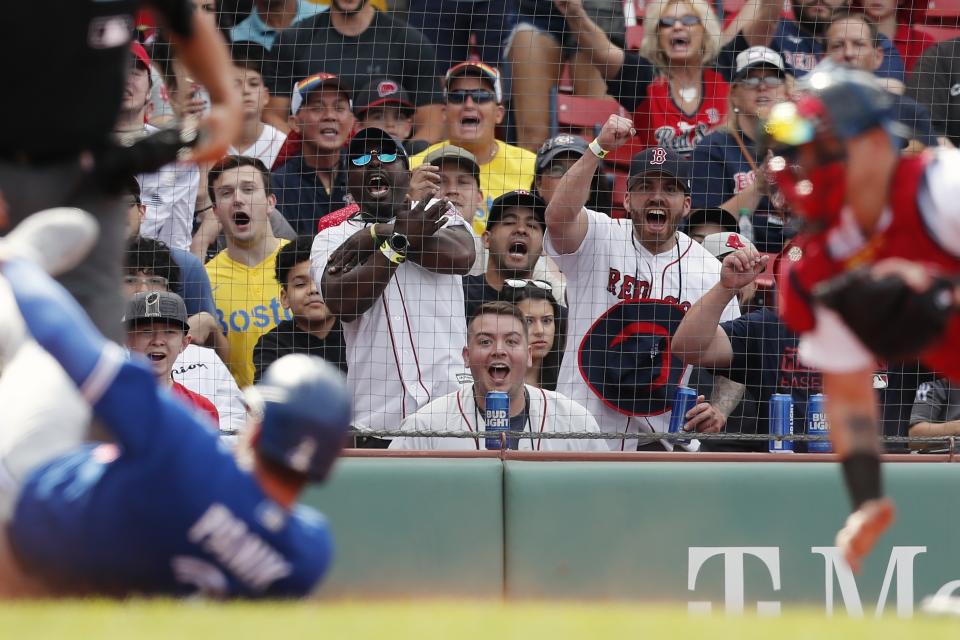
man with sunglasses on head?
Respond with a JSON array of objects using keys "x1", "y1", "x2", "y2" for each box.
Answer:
[
  {"x1": 410, "y1": 62, "x2": 537, "y2": 233},
  {"x1": 313, "y1": 128, "x2": 476, "y2": 448},
  {"x1": 462, "y1": 191, "x2": 566, "y2": 327}
]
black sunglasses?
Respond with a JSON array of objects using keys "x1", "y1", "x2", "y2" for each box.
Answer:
[
  {"x1": 659, "y1": 14, "x2": 701, "y2": 28},
  {"x1": 445, "y1": 89, "x2": 497, "y2": 105}
]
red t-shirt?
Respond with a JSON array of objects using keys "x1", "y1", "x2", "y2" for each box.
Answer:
[
  {"x1": 171, "y1": 381, "x2": 220, "y2": 430},
  {"x1": 633, "y1": 70, "x2": 730, "y2": 155},
  {"x1": 894, "y1": 23, "x2": 935, "y2": 73}
]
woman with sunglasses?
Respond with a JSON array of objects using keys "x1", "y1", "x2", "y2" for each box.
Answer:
[
  {"x1": 503, "y1": 280, "x2": 566, "y2": 391},
  {"x1": 556, "y1": 0, "x2": 781, "y2": 157},
  {"x1": 689, "y1": 47, "x2": 793, "y2": 253}
]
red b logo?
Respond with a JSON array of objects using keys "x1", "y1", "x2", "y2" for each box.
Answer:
[
  {"x1": 725, "y1": 234, "x2": 746, "y2": 250},
  {"x1": 650, "y1": 148, "x2": 667, "y2": 165}
]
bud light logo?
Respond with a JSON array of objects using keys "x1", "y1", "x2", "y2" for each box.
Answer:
[{"x1": 485, "y1": 409, "x2": 509, "y2": 427}]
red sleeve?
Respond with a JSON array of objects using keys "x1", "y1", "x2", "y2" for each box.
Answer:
[{"x1": 171, "y1": 382, "x2": 220, "y2": 430}]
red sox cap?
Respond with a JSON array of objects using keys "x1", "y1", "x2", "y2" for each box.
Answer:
[{"x1": 628, "y1": 147, "x2": 691, "y2": 192}]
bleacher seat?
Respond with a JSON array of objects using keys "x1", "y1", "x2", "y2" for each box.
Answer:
[
  {"x1": 925, "y1": 0, "x2": 960, "y2": 20},
  {"x1": 550, "y1": 93, "x2": 627, "y2": 140},
  {"x1": 916, "y1": 23, "x2": 960, "y2": 40}
]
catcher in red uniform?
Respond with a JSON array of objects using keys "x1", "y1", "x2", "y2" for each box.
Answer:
[{"x1": 763, "y1": 63, "x2": 960, "y2": 572}]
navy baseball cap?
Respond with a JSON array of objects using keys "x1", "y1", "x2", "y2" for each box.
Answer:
[
  {"x1": 578, "y1": 299, "x2": 687, "y2": 416},
  {"x1": 124, "y1": 291, "x2": 189, "y2": 332},
  {"x1": 628, "y1": 147, "x2": 691, "y2": 192},
  {"x1": 687, "y1": 207, "x2": 738, "y2": 234},
  {"x1": 347, "y1": 127, "x2": 409, "y2": 167},
  {"x1": 536, "y1": 134, "x2": 588, "y2": 174},
  {"x1": 487, "y1": 190, "x2": 546, "y2": 229}
]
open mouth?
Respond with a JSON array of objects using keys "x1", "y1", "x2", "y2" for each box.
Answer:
[
  {"x1": 318, "y1": 126, "x2": 341, "y2": 140},
  {"x1": 507, "y1": 239, "x2": 528, "y2": 260},
  {"x1": 645, "y1": 208, "x2": 669, "y2": 231},
  {"x1": 147, "y1": 352, "x2": 166, "y2": 362},
  {"x1": 233, "y1": 211, "x2": 251, "y2": 228},
  {"x1": 366, "y1": 173, "x2": 390, "y2": 199},
  {"x1": 488, "y1": 363, "x2": 511, "y2": 384},
  {"x1": 670, "y1": 35, "x2": 690, "y2": 49},
  {"x1": 460, "y1": 116, "x2": 481, "y2": 128}
]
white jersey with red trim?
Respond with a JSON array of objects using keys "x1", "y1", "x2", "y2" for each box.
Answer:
[
  {"x1": 545, "y1": 207, "x2": 740, "y2": 451},
  {"x1": 388, "y1": 384, "x2": 607, "y2": 451},
  {"x1": 311, "y1": 211, "x2": 473, "y2": 433}
]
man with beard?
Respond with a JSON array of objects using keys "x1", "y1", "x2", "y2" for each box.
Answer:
[
  {"x1": 544, "y1": 116, "x2": 738, "y2": 451},
  {"x1": 769, "y1": 0, "x2": 905, "y2": 84},
  {"x1": 268, "y1": 0, "x2": 445, "y2": 144},
  {"x1": 311, "y1": 128, "x2": 476, "y2": 447}
]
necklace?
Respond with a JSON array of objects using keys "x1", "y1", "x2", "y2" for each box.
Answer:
[{"x1": 676, "y1": 84, "x2": 699, "y2": 103}]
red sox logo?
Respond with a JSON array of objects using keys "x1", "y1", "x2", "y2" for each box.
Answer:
[
  {"x1": 650, "y1": 147, "x2": 668, "y2": 165},
  {"x1": 377, "y1": 80, "x2": 399, "y2": 97},
  {"x1": 725, "y1": 234, "x2": 746, "y2": 250}
]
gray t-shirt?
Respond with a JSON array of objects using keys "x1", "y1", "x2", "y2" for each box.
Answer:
[{"x1": 909, "y1": 378, "x2": 960, "y2": 427}]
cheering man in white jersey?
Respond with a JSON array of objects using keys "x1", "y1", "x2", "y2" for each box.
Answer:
[{"x1": 544, "y1": 115, "x2": 740, "y2": 451}]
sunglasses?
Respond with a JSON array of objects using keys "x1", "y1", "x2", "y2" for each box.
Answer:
[
  {"x1": 738, "y1": 76, "x2": 785, "y2": 89},
  {"x1": 445, "y1": 89, "x2": 497, "y2": 105},
  {"x1": 658, "y1": 14, "x2": 701, "y2": 28},
  {"x1": 351, "y1": 151, "x2": 399, "y2": 167},
  {"x1": 504, "y1": 279, "x2": 553, "y2": 292}
]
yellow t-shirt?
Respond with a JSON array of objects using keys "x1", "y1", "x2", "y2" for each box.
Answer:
[
  {"x1": 206, "y1": 241, "x2": 291, "y2": 388},
  {"x1": 410, "y1": 140, "x2": 537, "y2": 234}
]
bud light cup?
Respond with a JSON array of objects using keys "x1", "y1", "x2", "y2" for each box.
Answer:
[
  {"x1": 484, "y1": 391, "x2": 510, "y2": 450},
  {"x1": 769, "y1": 394, "x2": 795, "y2": 453},
  {"x1": 806, "y1": 393, "x2": 831, "y2": 453},
  {"x1": 668, "y1": 386, "x2": 698, "y2": 445}
]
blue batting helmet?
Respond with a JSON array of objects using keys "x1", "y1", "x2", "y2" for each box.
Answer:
[{"x1": 247, "y1": 354, "x2": 352, "y2": 481}]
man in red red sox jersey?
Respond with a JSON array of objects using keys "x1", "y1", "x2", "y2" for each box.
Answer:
[{"x1": 766, "y1": 65, "x2": 960, "y2": 573}]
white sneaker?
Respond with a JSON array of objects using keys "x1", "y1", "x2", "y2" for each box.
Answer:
[{"x1": 0, "y1": 207, "x2": 99, "y2": 276}]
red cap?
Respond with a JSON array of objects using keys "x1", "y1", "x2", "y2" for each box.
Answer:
[{"x1": 130, "y1": 41, "x2": 152, "y2": 70}]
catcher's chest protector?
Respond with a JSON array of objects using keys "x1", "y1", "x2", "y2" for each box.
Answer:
[{"x1": 779, "y1": 153, "x2": 960, "y2": 379}]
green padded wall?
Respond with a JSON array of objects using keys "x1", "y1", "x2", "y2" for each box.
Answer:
[{"x1": 303, "y1": 457, "x2": 504, "y2": 597}]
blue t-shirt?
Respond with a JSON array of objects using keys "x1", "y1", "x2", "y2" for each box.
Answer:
[
  {"x1": 717, "y1": 307, "x2": 821, "y2": 444},
  {"x1": 230, "y1": 0, "x2": 327, "y2": 50},
  {"x1": 272, "y1": 153, "x2": 350, "y2": 237},
  {"x1": 10, "y1": 355, "x2": 332, "y2": 598},
  {"x1": 771, "y1": 19, "x2": 905, "y2": 82},
  {"x1": 170, "y1": 246, "x2": 217, "y2": 318}
]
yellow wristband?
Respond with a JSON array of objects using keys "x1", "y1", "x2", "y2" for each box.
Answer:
[
  {"x1": 379, "y1": 240, "x2": 406, "y2": 264},
  {"x1": 369, "y1": 224, "x2": 379, "y2": 244},
  {"x1": 588, "y1": 138, "x2": 608, "y2": 159}
]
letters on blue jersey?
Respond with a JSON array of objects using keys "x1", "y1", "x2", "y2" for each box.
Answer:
[{"x1": 216, "y1": 298, "x2": 293, "y2": 334}]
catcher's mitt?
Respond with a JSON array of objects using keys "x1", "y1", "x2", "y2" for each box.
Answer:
[{"x1": 812, "y1": 266, "x2": 956, "y2": 362}]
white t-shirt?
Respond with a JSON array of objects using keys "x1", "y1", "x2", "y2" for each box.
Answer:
[
  {"x1": 171, "y1": 344, "x2": 247, "y2": 436},
  {"x1": 138, "y1": 125, "x2": 200, "y2": 252},
  {"x1": 227, "y1": 124, "x2": 287, "y2": 170},
  {"x1": 311, "y1": 210, "x2": 474, "y2": 432},
  {"x1": 388, "y1": 384, "x2": 608, "y2": 451},
  {"x1": 545, "y1": 208, "x2": 740, "y2": 451}
]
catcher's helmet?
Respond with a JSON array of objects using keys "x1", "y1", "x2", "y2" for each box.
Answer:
[{"x1": 247, "y1": 354, "x2": 352, "y2": 481}]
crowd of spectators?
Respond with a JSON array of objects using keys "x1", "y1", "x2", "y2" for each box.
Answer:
[{"x1": 104, "y1": 0, "x2": 960, "y2": 451}]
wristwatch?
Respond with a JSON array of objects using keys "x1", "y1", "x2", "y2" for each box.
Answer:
[
  {"x1": 588, "y1": 138, "x2": 609, "y2": 159},
  {"x1": 379, "y1": 233, "x2": 409, "y2": 264}
]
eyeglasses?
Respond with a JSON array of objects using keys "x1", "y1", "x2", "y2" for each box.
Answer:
[
  {"x1": 738, "y1": 76, "x2": 785, "y2": 89},
  {"x1": 445, "y1": 89, "x2": 497, "y2": 105},
  {"x1": 504, "y1": 279, "x2": 553, "y2": 291},
  {"x1": 124, "y1": 275, "x2": 169, "y2": 289},
  {"x1": 351, "y1": 152, "x2": 399, "y2": 167},
  {"x1": 658, "y1": 14, "x2": 702, "y2": 28}
]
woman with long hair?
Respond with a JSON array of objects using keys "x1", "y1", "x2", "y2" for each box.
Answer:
[
  {"x1": 689, "y1": 47, "x2": 792, "y2": 252},
  {"x1": 503, "y1": 281, "x2": 566, "y2": 391},
  {"x1": 556, "y1": 0, "x2": 781, "y2": 157}
]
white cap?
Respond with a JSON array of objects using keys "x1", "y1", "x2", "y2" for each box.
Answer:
[
  {"x1": 702, "y1": 232, "x2": 755, "y2": 260},
  {"x1": 735, "y1": 46, "x2": 786, "y2": 79}
]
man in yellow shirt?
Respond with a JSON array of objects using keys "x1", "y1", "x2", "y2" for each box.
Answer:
[
  {"x1": 205, "y1": 155, "x2": 291, "y2": 387},
  {"x1": 410, "y1": 62, "x2": 537, "y2": 232}
]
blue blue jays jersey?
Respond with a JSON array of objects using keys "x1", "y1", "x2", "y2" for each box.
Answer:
[
  {"x1": 771, "y1": 19, "x2": 905, "y2": 82},
  {"x1": 8, "y1": 352, "x2": 332, "y2": 598}
]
